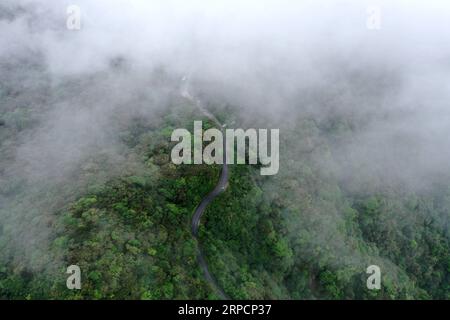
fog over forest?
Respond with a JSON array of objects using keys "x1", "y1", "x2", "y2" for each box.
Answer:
[
  {"x1": 0, "y1": 0, "x2": 449, "y2": 299},
  {"x1": 2, "y1": 1, "x2": 449, "y2": 185}
]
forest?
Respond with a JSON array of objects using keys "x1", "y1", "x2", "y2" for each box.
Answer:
[
  {"x1": 0, "y1": 1, "x2": 449, "y2": 301},
  {"x1": 0, "y1": 63, "x2": 448, "y2": 299}
]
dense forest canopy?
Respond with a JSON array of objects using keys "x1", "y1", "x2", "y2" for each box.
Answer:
[{"x1": 0, "y1": 1, "x2": 449, "y2": 299}]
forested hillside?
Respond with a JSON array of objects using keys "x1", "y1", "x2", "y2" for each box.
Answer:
[
  {"x1": 1, "y1": 1, "x2": 449, "y2": 301},
  {"x1": 0, "y1": 62, "x2": 449, "y2": 299}
]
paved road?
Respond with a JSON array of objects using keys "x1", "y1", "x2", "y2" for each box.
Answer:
[
  {"x1": 181, "y1": 78, "x2": 230, "y2": 299},
  {"x1": 191, "y1": 136, "x2": 228, "y2": 237},
  {"x1": 191, "y1": 132, "x2": 229, "y2": 299}
]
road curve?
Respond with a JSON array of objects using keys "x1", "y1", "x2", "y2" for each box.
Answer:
[
  {"x1": 181, "y1": 78, "x2": 230, "y2": 299},
  {"x1": 191, "y1": 137, "x2": 229, "y2": 300}
]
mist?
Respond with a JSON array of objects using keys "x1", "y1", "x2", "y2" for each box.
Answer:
[{"x1": 0, "y1": 0, "x2": 450, "y2": 296}]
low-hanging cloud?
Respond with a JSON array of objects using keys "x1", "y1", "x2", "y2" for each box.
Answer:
[{"x1": 1, "y1": 0, "x2": 450, "y2": 273}]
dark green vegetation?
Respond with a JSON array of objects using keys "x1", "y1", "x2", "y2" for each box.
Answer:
[{"x1": 0, "y1": 64, "x2": 449, "y2": 299}]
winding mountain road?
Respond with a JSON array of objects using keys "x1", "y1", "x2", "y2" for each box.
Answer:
[{"x1": 181, "y1": 78, "x2": 230, "y2": 299}]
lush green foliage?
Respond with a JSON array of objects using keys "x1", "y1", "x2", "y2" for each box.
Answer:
[{"x1": 0, "y1": 73, "x2": 449, "y2": 300}]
